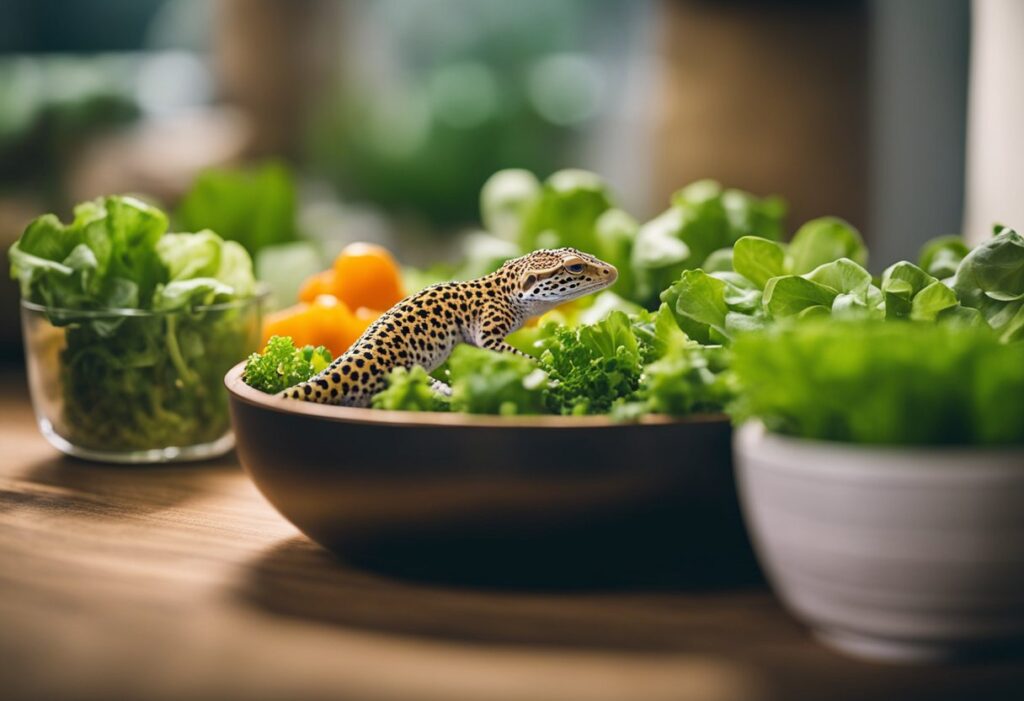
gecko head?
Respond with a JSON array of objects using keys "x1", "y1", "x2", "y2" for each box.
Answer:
[{"x1": 505, "y1": 248, "x2": 618, "y2": 312}]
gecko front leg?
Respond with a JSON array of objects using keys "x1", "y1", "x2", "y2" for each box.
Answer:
[
  {"x1": 430, "y1": 378, "x2": 453, "y2": 397},
  {"x1": 474, "y1": 322, "x2": 534, "y2": 359},
  {"x1": 481, "y1": 338, "x2": 533, "y2": 358}
]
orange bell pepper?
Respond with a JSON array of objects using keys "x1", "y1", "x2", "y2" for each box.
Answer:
[
  {"x1": 280, "y1": 242, "x2": 403, "y2": 356},
  {"x1": 262, "y1": 303, "x2": 316, "y2": 349},
  {"x1": 332, "y1": 242, "x2": 405, "y2": 312},
  {"x1": 354, "y1": 306, "x2": 382, "y2": 326},
  {"x1": 298, "y1": 270, "x2": 337, "y2": 304},
  {"x1": 262, "y1": 295, "x2": 371, "y2": 357}
]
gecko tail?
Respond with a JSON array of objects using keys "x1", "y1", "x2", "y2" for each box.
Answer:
[{"x1": 276, "y1": 379, "x2": 334, "y2": 403}]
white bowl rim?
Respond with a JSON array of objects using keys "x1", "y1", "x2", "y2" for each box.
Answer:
[
  {"x1": 224, "y1": 362, "x2": 730, "y2": 430},
  {"x1": 735, "y1": 420, "x2": 1024, "y2": 481}
]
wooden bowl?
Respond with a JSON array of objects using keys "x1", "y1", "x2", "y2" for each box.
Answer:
[{"x1": 225, "y1": 362, "x2": 756, "y2": 587}]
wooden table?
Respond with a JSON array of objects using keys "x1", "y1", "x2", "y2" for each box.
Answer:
[{"x1": 0, "y1": 363, "x2": 1020, "y2": 701}]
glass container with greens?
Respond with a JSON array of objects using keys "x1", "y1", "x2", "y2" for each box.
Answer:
[{"x1": 10, "y1": 196, "x2": 264, "y2": 462}]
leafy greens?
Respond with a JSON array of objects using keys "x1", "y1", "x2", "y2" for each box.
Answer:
[
  {"x1": 246, "y1": 168, "x2": 1024, "y2": 439},
  {"x1": 359, "y1": 305, "x2": 730, "y2": 418},
  {"x1": 175, "y1": 162, "x2": 299, "y2": 257},
  {"x1": 10, "y1": 196, "x2": 260, "y2": 453},
  {"x1": 732, "y1": 320, "x2": 1024, "y2": 445},
  {"x1": 951, "y1": 226, "x2": 1024, "y2": 343},
  {"x1": 631, "y1": 180, "x2": 786, "y2": 307},
  {"x1": 243, "y1": 336, "x2": 332, "y2": 395}
]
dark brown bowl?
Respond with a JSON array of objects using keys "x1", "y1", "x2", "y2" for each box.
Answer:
[{"x1": 225, "y1": 362, "x2": 757, "y2": 587}]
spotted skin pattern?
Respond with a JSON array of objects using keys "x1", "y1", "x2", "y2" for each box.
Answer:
[{"x1": 278, "y1": 248, "x2": 618, "y2": 407}]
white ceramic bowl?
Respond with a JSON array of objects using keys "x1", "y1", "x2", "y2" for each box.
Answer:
[{"x1": 734, "y1": 421, "x2": 1024, "y2": 663}]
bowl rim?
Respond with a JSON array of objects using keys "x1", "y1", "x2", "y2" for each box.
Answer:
[
  {"x1": 224, "y1": 361, "x2": 730, "y2": 429},
  {"x1": 20, "y1": 284, "x2": 270, "y2": 319},
  {"x1": 735, "y1": 420, "x2": 1024, "y2": 467}
]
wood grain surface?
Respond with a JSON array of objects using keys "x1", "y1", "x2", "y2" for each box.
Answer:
[{"x1": 0, "y1": 364, "x2": 1021, "y2": 701}]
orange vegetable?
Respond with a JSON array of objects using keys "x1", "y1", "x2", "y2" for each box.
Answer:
[
  {"x1": 262, "y1": 295, "x2": 370, "y2": 357},
  {"x1": 298, "y1": 270, "x2": 337, "y2": 303},
  {"x1": 332, "y1": 242, "x2": 405, "y2": 312},
  {"x1": 262, "y1": 304, "x2": 317, "y2": 349},
  {"x1": 354, "y1": 307, "x2": 382, "y2": 325},
  {"x1": 280, "y1": 243, "x2": 402, "y2": 355}
]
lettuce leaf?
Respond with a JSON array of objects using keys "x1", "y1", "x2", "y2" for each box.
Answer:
[
  {"x1": 520, "y1": 169, "x2": 614, "y2": 253},
  {"x1": 786, "y1": 216, "x2": 867, "y2": 274},
  {"x1": 919, "y1": 235, "x2": 969, "y2": 279},
  {"x1": 175, "y1": 162, "x2": 299, "y2": 256},
  {"x1": 447, "y1": 345, "x2": 547, "y2": 415},
  {"x1": 479, "y1": 168, "x2": 542, "y2": 242},
  {"x1": 952, "y1": 226, "x2": 1024, "y2": 342},
  {"x1": 372, "y1": 365, "x2": 449, "y2": 412},
  {"x1": 657, "y1": 221, "x2": 985, "y2": 336},
  {"x1": 620, "y1": 344, "x2": 731, "y2": 418},
  {"x1": 631, "y1": 180, "x2": 786, "y2": 307},
  {"x1": 10, "y1": 196, "x2": 167, "y2": 311}
]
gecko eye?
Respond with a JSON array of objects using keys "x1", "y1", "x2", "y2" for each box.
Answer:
[{"x1": 565, "y1": 263, "x2": 585, "y2": 274}]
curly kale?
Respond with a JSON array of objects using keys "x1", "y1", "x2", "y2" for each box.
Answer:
[
  {"x1": 242, "y1": 336, "x2": 332, "y2": 394},
  {"x1": 537, "y1": 311, "x2": 643, "y2": 415}
]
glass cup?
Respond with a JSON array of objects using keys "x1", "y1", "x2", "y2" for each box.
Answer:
[{"x1": 21, "y1": 292, "x2": 266, "y2": 463}]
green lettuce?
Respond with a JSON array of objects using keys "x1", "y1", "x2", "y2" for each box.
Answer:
[
  {"x1": 785, "y1": 216, "x2": 866, "y2": 274},
  {"x1": 609, "y1": 304, "x2": 731, "y2": 418},
  {"x1": 476, "y1": 171, "x2": 784, "y2": 309},
  {"x1": 951, "y1": 226, "x2": 1024, "y2": 343},
  {"x1": 370, "y1": 303, "x2": 733, "y2": 418},
  {"x1": 372, "y1": 347, "x2": 546, "y2": 415},
  {"x1": 478, "y1": 168, "x2": 646, "y2": 300},
  {"x1": 9, "y1": 196, "x2": 166, "y2": 311},
  {"x1": 879, "y1": 261, "x2": 958, "y2": 321},
  {"x1": 618, "y1": 344, "x2": 731, "y2": 418},
  {"x1": 447, "y1": 345, "x2": 547, "y2": 415},
  {"x1": 659, "y1": 218, "x2": 977, "y2": 339},
  {"x1": 479, "y1": 168, "x2": 542, "y2": 242},
  {"x1": 593, "y1": 208, "x2": 639, "y2": 298},
  {"x1": 175, "y1": 162, "x2": 299, "y2": 256},
  {"x1": 519, "y1": 169, "x2": 614, "y2": 252},
  {"x1": 631, "y1": 180, "x2": 786, "y2": 307},
  {"x1": 919, "y1": 235, "x2": 969, "y2": 280}
]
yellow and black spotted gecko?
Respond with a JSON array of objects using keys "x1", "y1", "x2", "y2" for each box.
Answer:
[{"x1": 279, "y1": 248, "x2": 618, "y2": 406}]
